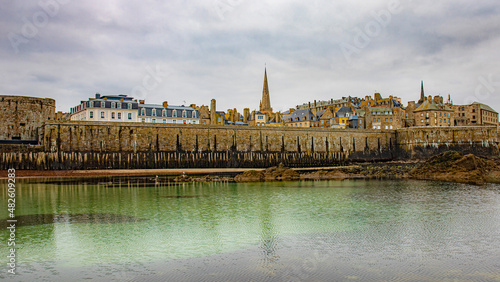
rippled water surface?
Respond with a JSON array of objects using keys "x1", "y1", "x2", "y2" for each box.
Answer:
[{"x1": 1, "y1": 178, "x2": 500, "y2": 281}]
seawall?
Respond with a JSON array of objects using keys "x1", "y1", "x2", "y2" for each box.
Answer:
[{"x1": 0, "y1": 122, "x2": 498, "y2": 170}]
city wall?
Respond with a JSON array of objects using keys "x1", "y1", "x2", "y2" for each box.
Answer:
[
  {"x1": 396, "y1": 126, "x2": 499, "y2": 159},
  {"x1": 0, "y1": 121, "x2": 498, "y2": 170},
  {"x1": 1, "y1": 122, "x2": 396, "y2": 169}
]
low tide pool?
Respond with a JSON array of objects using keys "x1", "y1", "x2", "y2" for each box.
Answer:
[{"x1": 1, "y1": 178, "x2": 499, "y2": 281}]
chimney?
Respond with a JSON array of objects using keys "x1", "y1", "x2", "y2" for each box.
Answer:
[
  {"x1": 95, "y1": 93, "x2": 101, "y2": 99},
  {"x1": 163, "y1": 101, "x2": 169, "y2": 108},
  {"x1": 428, "y1": 96, "x2": 432, "y2": 102},
  {"x1": 314, "y1": 100, "x2": 317, "y2": 108},
  {"x1": 139, "y1": 100, "x2": 145, "y2": 104},
  {"x1": 210, "y1": 99, "x2": 216, "y2": 124}
]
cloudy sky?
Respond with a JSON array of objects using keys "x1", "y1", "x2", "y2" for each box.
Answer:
[{"x1": 1, "y1": 0, "x2": 500, "y2": 113}]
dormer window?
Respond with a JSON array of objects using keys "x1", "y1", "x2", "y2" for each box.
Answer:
[{"x1": 182, "y1": 110, "x2": 187, "y2": 118}]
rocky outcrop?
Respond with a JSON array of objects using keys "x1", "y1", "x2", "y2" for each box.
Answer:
[
  {"x1": 234, "y1": 170, "x2": 264, "y2": 182},
  {"x1": 410, "y1": 151, "x2": 500, "y2": 185},
  {"x1": 234, "y1": 164, "x2": 300, "y2": 182}
]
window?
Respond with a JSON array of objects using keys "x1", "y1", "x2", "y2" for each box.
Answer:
[
  {"x1": 111, "y1": 112, "x2": 115, "y2": 119},
  {"x1": 421, "y1": 119, "x2": 423, "y2": 123},
  {"x1": 373, "y1": 118, "x2": 376, "y2": 122},
  {"x1": 183, "y1": 120, "x2": 186, "y2": 124},
  {"x1": 152, "y1": 119, "x2": 156, "y2": 123},
  {"x1": 163, "y1": 119, "x2": 166, "y2": 123},
  {"x1": 101, "y1": 102, "x2": 105, "y2": 108},
  {"x1": 111, "y1": 102, "x2": 116, "y2": 109},
  {"x1": 117, "y1": 113, "x2": 121, "y2": 119},
  {"x1": 472, "y1": 109, "x2": 476, "y2": 113},
  {"x1": 390, "y1": 118, "x2": 393, "y2": 122},
  {"x1": 377, "y1": 118, "x2": 380, "y2": 122},
  {"x1": 173, "y1": 120, "x2": 176, "y2": 123},
  {"x1": 141, "y1": 118, "x2": 145, "y2": 123},
  {"x1": 173, "y1": 110, "x2": 177, "y2": 117},
  {"x1": 128, "y1": 113, "x2": 132, "y2": 120},
  {"x1": 258, "y1": 116, "x2": 263, "y2": 120},
  {"x1": 385, "y1": 118, "x2": 388, "y2": 122},
  {"x1": 439, "y1": 112, "x2": 442, "y2": 116},
  {"x1": 101, "y1": 112, "x2": 105, "y2": 119},
  {"x1": 117, "y1": 103, "x2": 121, "y2": 109},
  {"x1": 141, "y1": 108, "x2": 146, "y2": 116},
  {"x1": 89, "y1": 111, "x2": 94, "y2": 119},
  {"x1": 421, "y1": 113, "x2": 423, "y2": 117},
  {"x1": 90, "y1": 101, "x2": 94, "y2": 107},
  {"x1": 152, "y1": 109, "x2": 156, "y2": 117},
  {"x1": 162, "y1": 109, "x2": 166, "y2": 117},
  {"x1": 193, "y1": 111, "x2": 197, "y2": 118},
  {"x1": 182, "y1": 110, "x2": 187, "y2": 118},
  {"x1": 128, "y1": 103, "x2": 132, "y2": 109}
]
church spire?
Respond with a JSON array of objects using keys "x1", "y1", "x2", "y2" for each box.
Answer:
[
  {"x1": 259, "y1": 67, "x2": 272, "y2": 113},
  {"x1": 418, "y1": 80, "x2": 425, "y2": 104}
]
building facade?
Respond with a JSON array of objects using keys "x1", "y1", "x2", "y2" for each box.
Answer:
[
  {"x1": 70, "y1": 94, "x2": 199, "y2": 124},
  {"x1": 452, "y1": 102, "x2": 498, "y2": 126},
  {"x1": 413, "y1": 96, "x2": 454, "y2": 127}
]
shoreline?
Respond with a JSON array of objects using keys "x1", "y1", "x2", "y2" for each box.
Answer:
[{"x1": 0, "y1": 166, "x2": 362, "y2": 179}]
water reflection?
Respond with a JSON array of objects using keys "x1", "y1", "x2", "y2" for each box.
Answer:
[
  {"x1": 0, "y1": 179, "x2": 499, "y2": 281},
  {"x1": 0, "y1": 213, "x2": 146, "y2": 228}
]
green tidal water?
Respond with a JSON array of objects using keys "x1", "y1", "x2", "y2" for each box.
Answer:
[{"x1": 1, "y1": 178, "x2": 500, "y2": 281}]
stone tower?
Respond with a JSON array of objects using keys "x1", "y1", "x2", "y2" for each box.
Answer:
[
  {"x1": 418, "y1": 81, "x2": 425, "y2": 104},
  {"x1": 259, "y1": 67, "x2": 273, "y2": 113}
]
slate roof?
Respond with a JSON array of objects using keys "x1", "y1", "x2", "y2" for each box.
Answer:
[
  {"x1": 415, "y1": 100, "x2": 453, "y2": 112},
  {"x1": 286, "y1": 109, "x2": 316, "y2": 122},
  {"x1": 473, "y1": 102, "x2": 498, "y2": 113}
]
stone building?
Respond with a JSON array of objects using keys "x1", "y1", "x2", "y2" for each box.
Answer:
[
  {"x1": 361, "y1": 93, "x2": 405, "y2": 130},
  {"x1": 365, "y1": 106, "x2": 405, "y2": 130},
  {"x1": 0, "y1": 95, "x2": 55, "y2": 141},
  {"x1": 413, "y1": 96, "x2": 454, "y2": 127},
  {"x1": 452, "y1": 102, "x2": 498, "y2": 126},
  {"x1": 316, "y1": 108, "x2": 334, "y2": 128}
]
